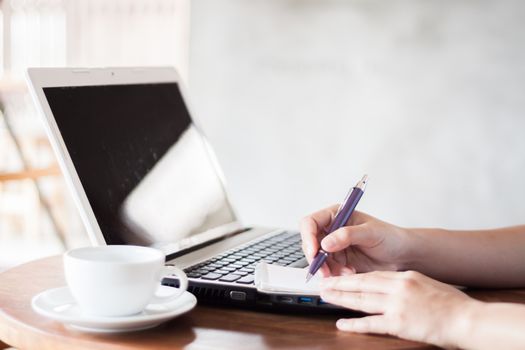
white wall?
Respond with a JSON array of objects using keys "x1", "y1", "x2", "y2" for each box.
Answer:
[
  {"x1": 0, "y1": 0, "x2": 192, "y2": 269},
  {"x1": 188, "y1": 0, "x2": 525, "y2": 231}
]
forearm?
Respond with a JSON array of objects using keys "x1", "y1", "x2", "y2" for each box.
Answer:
[
  {"x1": 452, "y1": 300, "x2": 525, "y2": 350},
  {"x1": 402, "y1": 225, "x2": 525, "y2": 287}
]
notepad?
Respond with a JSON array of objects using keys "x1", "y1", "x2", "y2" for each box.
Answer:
[{"x1": 254, "y1": 262, "x2": 321, "y2": 295}]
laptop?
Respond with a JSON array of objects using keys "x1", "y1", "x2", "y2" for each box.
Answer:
[{"x1": 26, "y1": 67, "x2": 342, "y2": 312}]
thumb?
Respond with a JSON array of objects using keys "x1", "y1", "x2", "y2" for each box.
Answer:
[{"x1": 320, "y1": 225, "x2": 377, "y2": 252}]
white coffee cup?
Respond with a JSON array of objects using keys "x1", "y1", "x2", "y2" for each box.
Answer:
[{"x1": 64, "y1": 245, "x2": 188, "y2": 317}]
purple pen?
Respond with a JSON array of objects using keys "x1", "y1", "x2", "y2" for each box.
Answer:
[{"x1": 305, "y1": 174, "x2": 368, "y2": 282}]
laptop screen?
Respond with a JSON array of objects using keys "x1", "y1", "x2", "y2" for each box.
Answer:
[{"x1": 43, "y1": 83, "x2": 236, "y2": 250}]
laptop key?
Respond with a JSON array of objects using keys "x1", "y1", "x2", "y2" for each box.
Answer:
[
  {"x1": 266, "y1": 254, "x2": 281, "y2": 259},
  {"x1": 201, "y1": 273, "x2": 222, "y2": 280},
  {"x1": 203, "y1": 266, "x2": 219, "y2": 272},
  {"x1": 206, "y1": 263, "x2": 223, "y2": 269},
  {"x1": 219, "y1": 274, "x2": 242, "y2": 282},
  {"x1": 235, "y1": 276, "x2": 255, "y2": 284},
  {"x1": 262, "y1": 257, "x2": 278, "y2": 263},
  {"x1": 290, "y1": 254, "x2": 305, "y2": 260},
  {"x1": 288, "y1": 257, "x2": 308, "y2": 268}
]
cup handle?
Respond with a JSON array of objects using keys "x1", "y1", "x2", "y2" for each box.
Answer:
[{"x1": 150, "y1": 265, "x2": 189, "y2": 304}]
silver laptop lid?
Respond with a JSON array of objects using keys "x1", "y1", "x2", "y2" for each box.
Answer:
[{"x1": 30, "y1": 68, "x2": 240, "y2": 256}]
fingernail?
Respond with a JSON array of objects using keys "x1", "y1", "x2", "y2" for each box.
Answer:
[
  {"x1": 322, "y1": 238, "x2": 334, "y2": 250},
  {"x1": 336, "y1": 319, "x2": 346, "y2": 328}
]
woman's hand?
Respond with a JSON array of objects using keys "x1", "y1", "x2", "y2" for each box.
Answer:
[
  {"x1": 320, "y1": 270, "x2": 479, "y2": 348},
  {"x1": 300, "y1": 207, "x2": 412, "y2": 276}
]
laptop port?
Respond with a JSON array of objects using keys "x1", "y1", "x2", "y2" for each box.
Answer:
[
  {"x1": 229, "y1": 291, "x2": 247, "y2": 301},
  {"x1": 298, "y1": 296, "x2": 314, "y2": 304},
  {"x1": 277, "y1": 296, "x2": 294, "y2": 303}
]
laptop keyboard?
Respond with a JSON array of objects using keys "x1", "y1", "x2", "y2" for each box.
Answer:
[{"x1": 184, "y1": 231, "x2": 307, "y2": 285}]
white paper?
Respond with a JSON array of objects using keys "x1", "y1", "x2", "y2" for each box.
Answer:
[{"x1": 254, "y1": 262, "x2": 321, "y2": 295}]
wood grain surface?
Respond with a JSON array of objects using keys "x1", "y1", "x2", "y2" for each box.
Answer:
[{"x1": 2, "y1": 256, "x2": 523, "y2": 350}]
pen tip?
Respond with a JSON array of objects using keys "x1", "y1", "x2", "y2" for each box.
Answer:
[
  {"x1": 305, "y1": 273, "x2": 313, "y2": 283},
  {"x1": 355, "y1": 174, "x2": 369, "y2": 190}
]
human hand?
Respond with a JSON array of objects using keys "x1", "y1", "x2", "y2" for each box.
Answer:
[
  {"x1": 300, "y1": 207, "x2": 411, "y2": 277},
  {"x1": 320, "y1": 271, "x2": 478, "y2": 348}
]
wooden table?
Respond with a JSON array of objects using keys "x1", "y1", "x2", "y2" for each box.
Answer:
[{"x1": 1, "y1": 257, "x2": 525, "y2": 350}]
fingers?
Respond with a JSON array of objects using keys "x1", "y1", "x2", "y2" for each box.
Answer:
[
  {"x1": 300, "y1": 208, "x2": 376, "y2": 260},
  {"x1": 317, "y1": 264, "x2": 331, "y2": 278},
  {"x1": 300, "y1": 205, "x2": 338, "y2": 262},
  {"x1": 320, "y1": 289, "x2": 388, "y2": 314},
  {"x1": 300, "y1": 217, "x2": 319, "y2": 263},
  {"x1": 320, "y1": 224, "x2": 379, "y2": 253},
  {"x1": 321, "y1": 272, "x2": 397, "y2": 294},
  {"x1": 320, "y1": 273, "x2": 398, "y2": 314},
  {"x1": 304, "y1": 253, "x2": 343, "y2": 278},
  {"x1": 325, "y1": 257, "x2": 355, "y2": 276},
  {"x1": 345, "y1": 210, "x2": 371, "y2": 226},
  {"x1": 308, "y1": 204, "x2": 340, "y2": 229},
  {"x1": 336, "y1": 316, "x2": 389, "y2": 335}
]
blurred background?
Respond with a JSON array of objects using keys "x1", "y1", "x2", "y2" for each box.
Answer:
[{"x1": 1, "y1": 0, "x2": 524, "y2": 271}]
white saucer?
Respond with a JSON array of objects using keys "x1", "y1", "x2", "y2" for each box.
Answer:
[{"x1": 31, "y1": 286, "x2": 197, "y2": 333}]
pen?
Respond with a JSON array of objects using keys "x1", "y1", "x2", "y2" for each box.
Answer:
[{"x1": 305, "y1": 174, "x2": 368, "y2": 282}]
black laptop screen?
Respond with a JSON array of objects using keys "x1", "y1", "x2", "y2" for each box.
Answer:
[{"x1": 43, "y1": 83, "x2": 236, "y2": 249}]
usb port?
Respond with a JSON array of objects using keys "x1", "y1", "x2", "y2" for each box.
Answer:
[
  {"x1": 277, "y1": 296, "x2": 293, "y2": 303},
  {"x1": 318, "y1": 299, "x2": 329, "y2": 305},
  {"x1": 298, "y1": 296, "x2": 313, "y2": 304}
]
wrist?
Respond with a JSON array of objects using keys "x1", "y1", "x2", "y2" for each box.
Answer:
[
  {"x1": 397, "y1": 227, "x2": 451, "y2": 272},
  {"x1": 394, "y1": 226, "x2": 420, "y2": 271},
  {"x1": 445, "y1": 298, "x2": 484, "y2": 349}
]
